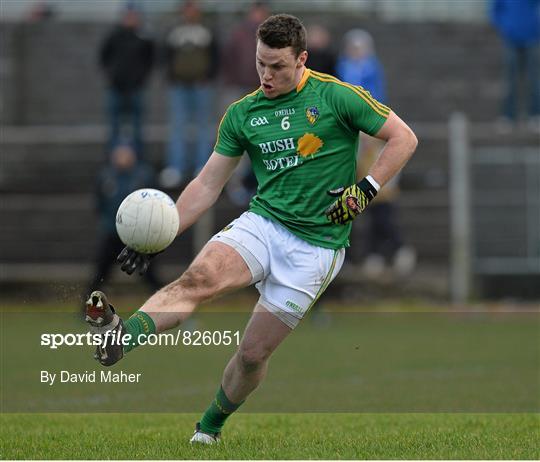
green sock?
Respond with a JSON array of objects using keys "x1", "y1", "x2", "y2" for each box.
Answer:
[
  {"x1": 123, "y1": 311, "x2": 156, "y2": 353},
  {"x1": 200, "y1": 386, "x2": 244, "y2": 434}
]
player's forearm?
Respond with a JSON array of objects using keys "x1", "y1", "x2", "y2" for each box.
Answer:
[
  {"x1": 175, "y1": 177, "x2": 222, "y2": 234},
  {"x1": 368, "y1": 127, "x2": 418, "y2": 187}
]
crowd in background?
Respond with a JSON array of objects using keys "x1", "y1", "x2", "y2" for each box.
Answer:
[
  {"x1": 91, "y1": 0, "x2": 417, "y2": 289},
  {"x1": 88, "y1": 0, "x2": 539, "y2": 289}
]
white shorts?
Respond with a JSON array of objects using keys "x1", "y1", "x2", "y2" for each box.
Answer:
[{"x1": 210, "y1": 211, "x2": 345, "y2": 328}]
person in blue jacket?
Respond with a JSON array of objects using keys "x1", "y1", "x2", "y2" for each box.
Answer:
[
  {"x1": 336, "y1": 29, "x2": 386, "y2": 103},
  {"x1": 490, "y1": 0, "x2": 540, "y2": 126},
  {"x1": 336, "y1": 29, "x2": 416, "y2": 278}
]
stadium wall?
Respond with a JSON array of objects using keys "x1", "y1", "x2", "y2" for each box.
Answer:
[
  {"x1": 0, "y1": 17, "x2": 504, "y2": 125},
  {"x1": 0, "y1": 17, "x2": 534, "y2": 298}
]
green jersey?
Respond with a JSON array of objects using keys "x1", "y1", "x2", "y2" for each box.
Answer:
[{"x1": 215, "y1": 69, "x2": 390, "y2": 249}]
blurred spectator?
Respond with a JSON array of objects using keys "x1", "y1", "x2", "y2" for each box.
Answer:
[
  {"x1": 338, "y1": 29, "x2": 416, "y2": 278},
  {"x1": 221, "y1": 1, "x2": 270, "y2": 105},
  {"x1": 355, "y1": 138, "x2": 416, "y2": 278},
  {"x1": 160, "y1": 0, "x2": 219, "y2": 189},
  {"x1": 99, "y1": 4, "x2": 155, "y2": 158},
  {"x1": 88, "y1": 142, "x2": 161, "y2": 295},
  {"x1": 490, "y1": 0, "x2": 540, "y2": 130},
  {"x1": 222, "y1": 1, "x2": 270, "y2": 206},
  {"x1": 306, "y1": 24, "x2": 336, "y2": 75},
  {"x1": 26, "y1": 1, "x2": 55, "y2": 22},
  {"x1": 337, "y1": 29, "x2": 386, "y2": 101}
]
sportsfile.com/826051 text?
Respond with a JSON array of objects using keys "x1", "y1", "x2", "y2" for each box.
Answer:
[{"x1": 40, "y1": 330, "x2": 241, "y2": 350}]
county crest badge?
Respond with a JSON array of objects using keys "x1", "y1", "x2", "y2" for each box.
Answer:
[{"x1": 306, "y1": 106, "x2": 320, "y2": 125}]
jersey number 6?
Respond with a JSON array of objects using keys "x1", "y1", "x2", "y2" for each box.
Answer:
[{"x1": 281, "y1": 116, "x2": 290, "y2": 130}]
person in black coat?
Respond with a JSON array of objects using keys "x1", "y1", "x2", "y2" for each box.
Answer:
[{"x1": 99, "y1": 5, "x2": 155, "y2": 158}]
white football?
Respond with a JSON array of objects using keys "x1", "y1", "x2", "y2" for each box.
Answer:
[{"x1": 116, "y1": 188, "x2": 179, "y2": 254}]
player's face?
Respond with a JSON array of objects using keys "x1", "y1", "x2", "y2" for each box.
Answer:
[{"x1": 256, "y1": 41, "x2": 307, "y2": 99}]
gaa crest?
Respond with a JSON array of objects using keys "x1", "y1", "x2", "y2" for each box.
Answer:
[{"x1": 305, "y1": 106, "x2": 320, "y2": 125}]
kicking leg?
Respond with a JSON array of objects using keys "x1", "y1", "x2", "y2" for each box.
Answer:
[
  {"x1": 86, "y1": 241, "x2": 253, "y2": 365},
  {"x1": 139, "y1": 241, "x2": 252, "y2": 332}
]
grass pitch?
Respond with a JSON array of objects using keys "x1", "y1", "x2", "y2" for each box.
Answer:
[
  {"x1": 1, "y1": 413, "x2": 539, "y2": 459},
  {"x1": 1, "y1": 297, "x2": 539, "y2": 459}
]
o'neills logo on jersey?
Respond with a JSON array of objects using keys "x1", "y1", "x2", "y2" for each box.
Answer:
[
  {"x1": 275, "y1": 108, "x2": 295, "y2": 117},
  {"x1": 259, "y1": 137, "x2": 295, "y2": 154}
]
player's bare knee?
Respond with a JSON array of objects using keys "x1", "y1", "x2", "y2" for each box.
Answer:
[{"x1": 237, "y1": 345, "x2": 269, "y2": 372}]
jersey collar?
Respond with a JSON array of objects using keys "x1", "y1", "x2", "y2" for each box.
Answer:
[{"x1": 296, "y1": 68, "x2": 311, "y2": 93}]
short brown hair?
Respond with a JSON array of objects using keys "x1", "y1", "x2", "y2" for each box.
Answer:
[{"x1": 256, "y1": 14, "x2": 307, "y2": 57}]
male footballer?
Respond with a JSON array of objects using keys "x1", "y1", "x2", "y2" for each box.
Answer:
[{"x1": 85, "y1": 14, "x2": 418, "y2": 444}]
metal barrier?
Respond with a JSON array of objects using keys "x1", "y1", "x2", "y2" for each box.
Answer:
[
  {"x1": 472, "y1": 147, "x2": 540, "y2": 275},
  {"x1": 449, "y1": 112, "x2": 540, "y2": 303}
]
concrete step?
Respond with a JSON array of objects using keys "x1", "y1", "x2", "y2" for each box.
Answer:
[
  {"x1": 0, "y1": 123, "x2": 455, "y2": 194},
  {"x1": 0, "y1": 189, "x2": 451, "y2": 266}
]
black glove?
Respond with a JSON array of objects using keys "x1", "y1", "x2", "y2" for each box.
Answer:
[
  {"x1": 324, "y1": 177, "x2": 378, "y2": 225},
  {"x1": 117, "y1": 247, "x2": 159, "y2": 276}
]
